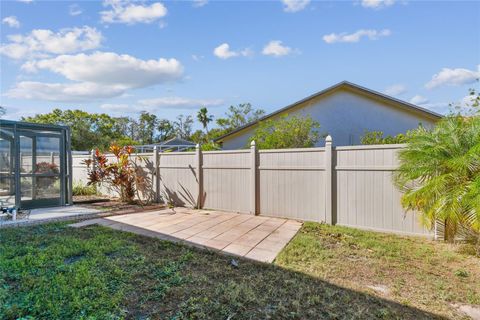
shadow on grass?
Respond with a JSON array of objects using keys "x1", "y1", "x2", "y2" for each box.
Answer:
[
  {"x1": 93, "y1": 221, "x2": 446, "y2": 319},
  {"x1": 0, "y1": 221, "x2": 447, "y2": 320}
]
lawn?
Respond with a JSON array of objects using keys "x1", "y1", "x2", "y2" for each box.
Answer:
[{"x1": 0, "y1": 221, "x2": 478, "y2": 319}]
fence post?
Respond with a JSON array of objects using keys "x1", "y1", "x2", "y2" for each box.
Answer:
[
  {"x1": 196, "y1": 144, "x2": 203, "y2": 209},
  {"x1": 325, "y1": 135, "x2": 333, "y2": 224},
  {"x1": 50, "y1": 152, "x2": 55, "y2": 165},
  {"x1": 90, "y1": 149, "x2": 97, "y2": 193},
  {"x1": 153, "y1": 146, "x2": 160, "y2": 203},
  {"x1": 250, "y1": 140, "x2": 257, "y2": 215}
]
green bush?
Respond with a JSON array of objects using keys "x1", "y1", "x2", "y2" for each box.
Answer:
[
  {"x1": 72, "y1": 181, "x2": 98, "y2": 196},
  {"x1": 360, "y1": 130, "x2": 414, "y2": 145},
  {"x1": 248, "y1": 114, "x2": 321, "y2": 149},
  {"x1": 394, "y1": 94, "x2": 480, "y2": 244}
]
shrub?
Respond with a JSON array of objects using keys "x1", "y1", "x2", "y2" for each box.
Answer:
[
  {"x1": 248, "y1": 114, "x2": 321, "y2": 149},
  {"x1": 72, "y1": 181, "x2": 98, "y2": 196},
  {"x1": 35, "y1": 162, "x2": 59, "y2": 193},
  {"x1": 394, "y1": 113, "x2": 480, "y2": 243},
  {"x1": 360, "y1": 130, "x2": 414, "y2": 145},
  {"x1": 83, "y1": 144, "x2": 152, "y2": 204}
]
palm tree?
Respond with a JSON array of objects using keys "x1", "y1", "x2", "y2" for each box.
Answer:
[
  {"x1": 394, "y1": 115, "x2": 480, "y2": 242},
  {"x1": 197, "y1": 107, "x2": 213, "y2": 137}
]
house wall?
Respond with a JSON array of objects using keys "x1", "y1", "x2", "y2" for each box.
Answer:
[{"x1": 221, "y1": 89, "x2": 438, "y2": 149}]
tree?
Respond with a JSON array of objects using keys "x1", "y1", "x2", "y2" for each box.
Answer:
[
  {"x1": 137, "y1": 111, "x2": 158, "y2": 144},
  {"x1": 249, "y1": 114, "x2": 321, "y2": 149},
  {"x1": 0, "y1": 106, "x2": 5, "y2": 118},
  {"x1": 197, "y1": 107, "x2": 213, "y2": 136},
  {"x1": 173, "y1": 115, "x2": 193, "y2": 139},
  {"x1": 394, "y1": 89, "x2": 480, "y2": 244},
  {"x1": 23, "y1": 109, "x2": 127, "y2": 151},
  {"x1": 216, "y1": 103, "x2": 265, "y2": 133},
  {"x1": 157, "y1": 119, "x2": 175, "y2": 142},
  {"x1": 189, "y1": 129, "x2": 206, "y2": 144}
]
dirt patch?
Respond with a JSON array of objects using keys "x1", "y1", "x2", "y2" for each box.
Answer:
[
  {"x1": 452, "y1": 304, "x2": 480, "y2": 320},
  {"x1": 367, "y1": 284, "x2": 390, "y2": 295}
]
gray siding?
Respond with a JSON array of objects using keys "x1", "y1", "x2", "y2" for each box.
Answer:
[{"x1": 221, "y1": 89, "x2": 437, "y2": 149}]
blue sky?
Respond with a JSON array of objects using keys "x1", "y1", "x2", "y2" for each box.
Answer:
[{"x1": 1, "y1": 0, "x2": 479, "y2": 127}]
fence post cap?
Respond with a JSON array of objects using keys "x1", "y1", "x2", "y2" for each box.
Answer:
[
  {"x1": 325, "y1": 135, "x2": 332, "y2": 143},
  {"x1": 250, "y1": 140, "x2": 256, "y2": 147}
]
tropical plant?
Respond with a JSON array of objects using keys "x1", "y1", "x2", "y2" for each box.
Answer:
[
  {"x1": 83, "y1": 144, "x2": 151, "y2": 203},
  {"x1": 394, "y1": 114, "x2": 480, "y2": 243},
  {"x1": 249, "y1": 114, "x2": 321, "y2": 149},
  {"x1": 197, "y1": 107, "x2": 213, "y2": 136}
]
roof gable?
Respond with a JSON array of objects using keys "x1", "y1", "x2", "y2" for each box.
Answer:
[{"x1": 215, "y1": 81, "x2": 442, "y2": 142}]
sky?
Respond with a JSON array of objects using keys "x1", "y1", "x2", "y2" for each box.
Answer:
[{"x1": 1, "y1": 0, "x2": 479, "y2": 127}]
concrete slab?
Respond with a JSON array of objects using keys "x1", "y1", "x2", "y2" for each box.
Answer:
[{"x1": 69, "y1": 208, "x2": 302, "y2": 263}]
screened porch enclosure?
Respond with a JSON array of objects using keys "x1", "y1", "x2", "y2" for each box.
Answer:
[{"x1": 0, "y1": 120, "x2": 72, "y2": 209}]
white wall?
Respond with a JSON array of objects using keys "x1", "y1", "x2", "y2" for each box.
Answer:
[{"x1": 221, "y1": 88, "x2": 438, "y2": 149}]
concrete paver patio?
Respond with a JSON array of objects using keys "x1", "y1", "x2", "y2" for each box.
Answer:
[{"x1": 70, "y1": 207, "x2": 302, "y2": 263}]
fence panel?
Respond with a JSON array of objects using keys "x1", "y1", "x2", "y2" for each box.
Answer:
[
  {"x1": 70, "y1": 142, "x2": 434, "y2": 237},
  {"x1": 335, "y1": 145, "x2": 431, "y2": 236},
  {"x1": 72, "y1": 155, "x2": 89, "y2": 185},
  {"x1": 202, "y1": 150, "x2": 251, "y2": 213},
  {"x1": 258, "y1": 148, "x2": 327, "y2": 221},
  {"x1": 159, "y1": 152, "x2": 198, "y2": 207}
]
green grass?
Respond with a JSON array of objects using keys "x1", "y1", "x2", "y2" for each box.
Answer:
[
  {"x1": 0, "y1": 222, "x2": 478, "y2": 319},
  {"x1": 276, "y1": 222, "x2": 480, "y2": 319}
]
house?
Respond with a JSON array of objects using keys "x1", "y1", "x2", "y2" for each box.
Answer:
[{"x1": 215, "y1": 81, "x2": 442, "y2": 148}]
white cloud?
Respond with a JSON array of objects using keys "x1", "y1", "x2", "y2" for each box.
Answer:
[
  {"x1": 384, "y1": 84, "x2": 407, "y2": 96},
  {"x1": 282, "y1": 0, "x2": 310, "y2": 12},
  {"x1": 0, "y1": 26, "x2": 102, "y2": 60},
  {"x1": 409, "y1": 95, "x2": 429, "y2": 105},
  {"x1": 99, "y1": 97, "x2": 223, "y2": 113},
  {"x1": 425, "y1": 66, "x2": 480, "y2": 89},
  {"x1": 100, "y1": 0, "x2": 167, "y2": 24},
  {"x1": 69, "y1": 4, "x2": 83, "y2": 16},
  {"x1": 323, "y1": 29, "x2": 391, "y2": 43},
  {"x1": 2, "y1": 16, "x2": 20, "y2": 28},
  {"x1": 192, "y1": 0, "x2": 208, "y2": 8},
  {"x1": 421, "y1": 102, "x2": 449, "y2": 114},
  {"x1": 213, "y1": 43, "x2": 252, "y2": 59},
  {"x1": 461, "y1": 94, "x2": 478, "y2": 107},
  {"x1": 8, "y1": 52, "x2": 184, "y2": 102},
  {"x1": 99, "y1": 103, "x2": 131, "y2": 112},
  {"x1": 17, "y1": 0, "x2": 33, "y2": 3},
  {"x1": 22, "y1": 51, "x2": 183, "y2": 88},
  {"x1": 361, "y1": 0, "x2": 395, "y2": 9},
  {"x1": 138, "y1": 97, "x2": 224, "y2": 109},
  {"x1": 5, "y1": 81, "x2": 125, "y2": 102},
  {"x1": 262, "y1": 40, "x2": 292, "y2": 57}
]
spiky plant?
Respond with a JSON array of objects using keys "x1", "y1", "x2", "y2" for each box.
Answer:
[{"x1": 394, "y1": 115, "x2": 480, "y2": 242}]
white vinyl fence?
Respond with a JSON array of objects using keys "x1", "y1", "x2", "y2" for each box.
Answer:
[{"x1": 73, "y1": 138, "x2": 433, "y2": 237}]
